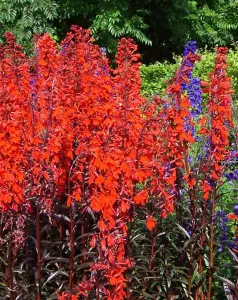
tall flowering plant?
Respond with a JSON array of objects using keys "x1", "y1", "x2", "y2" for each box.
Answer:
[
  {"x1": 0, "y1": 29, "x2": 236, "y2": 299},
  {"x1": 129, "y1": 42, "x2": 237, "y2": 299}
]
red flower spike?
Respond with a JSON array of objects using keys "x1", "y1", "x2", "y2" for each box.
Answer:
[{"x1": 0, "y1": 27, "x2": 235, "y2": 300}]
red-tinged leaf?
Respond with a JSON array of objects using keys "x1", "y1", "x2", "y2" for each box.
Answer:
[
  {"x1": 201, "y1": 80, "x2": 209, "y2": 87},
  {"x1": 32, "y1": 150, "x2": 39, "y2": 160},
  {"x1": 134, "y1": 189, "x2": 148, "y2": 205},
  {"x1": 187, "y1": 178, "x2": 196, "y2": 188},
  {"x1": 43, "y1": 171, "x2": 50, "y2": 181},
  {"x1": 52, "y1": 107, "x2": 62, "y2": 117},
  {"x1": 185, "y1": 134, "x2": 195, "y2": 143},
  {"x1": 12, "y1": 203, "x2": 18, "y2": 211},
  {"x1": 146, "y1": 216, "x2": 157, "y2": 231},
  {"x1": 227, "y1": 213, "x2": 238, "y2": 221},
  {"x1": 98, "y1": 219, "x2": 107, "y2": 231},
  {"x1": 90, "y1": 235, "x2": 96, "y2": 248},
  {"x1": 166, "y1": 201, "x2": 174, "y2": 213},
  {"x1": 174, "y1": 116, "x2": 183, "y2": 125},
  {"x1": 180, "y1": 110, "x2": 190, "y2": 118},
  {"x1": 108, "y1": 217, "x2": 115, "y2": 230},
  {"x1": 83, "y1": 118, "x2": 90, "y2": 125},
  {"x1": 95, "y1": 174, "x2": 104, "y2": 185},
  {"x1": 3, "y1": 194, "x2": 12, "y2": 202},
  {"x1": 121, "y1": 201, "x2": 130, "y2": 212},
  {"x1": 66, "y1": 150, "x2": 73, "y2": 159},
  {"x1": 104, "y1": 176, "x2": 113, "y2": 188},
  {"x1": 211, "y1": 170, "x2": 219, "y2": 180},
  {"x1": 101, "y1": 238, "x2": 106, "y2": 251},
  {"x1": 139, "y1": 155, "x2": 149, "y2": 164},
  {"x1": 38, "y1": 59, "x2": 48, "y2": 66},
  {"x1": 108, "y1": 251, "x2": 115, "y2": 263},
  {"x1": 214, "y1": 163, "x2": 221, "y2": 172},
  {"x1": 33, "y1": 137, "x2": 43, "y2": 145},
  {"x1": 203, "y1": 191, "x2": 210, "y2": 201},
  {"x1": 179, "y1": 132, "x2": 187, "y2": 140},
  {"x1": 66, "y1": 196, "x2": 72, "y2": 207},
  {"x1": 212, "y1": 134, "x2": 219, "y2": 144},
  {"x1": 109, "y1": 277, "x2": 118, "y2": 285},
  {"x1": 73, "y1": 190, "x2": 81, "y2": 201},
  {"x1": 4, "y1": 172, "x2": 15, "y2": 181},
  {"x1": 107, "y1": 235, "x2": 114, "y2": 247},
  {"x1": 91, "y1": 198, "x2": 101, "y2": 212},
  {"x1": 117, "y1": 248, "x2": 125, "y2": 263},
  {"x1": 122, "y1": 223, "x2": 127, "y2": 235},
  {"x1": 18, "y1": 173, "x2": 24, "y2": 183},
  {"x1": 136, "y1": 170, "x2": 148, "y2": 182},
  {"x1": 180, "y1": 96, "x2": 190, "y2": 108},
  {"x1": 128, "y1": 150, "x2": 136, "y2": 159},
  {"x1": 198, "y1": 116, "x2": 207, "y2": 126},
  {"x1": 35, "y1": 121, "x2": 44, "y2": 131},
  {"x1": 160, "y1": 211, "x2": 168, "y2": 218},
  {"x1": 202, "y1": 182, "x2": 212, "y2": 194},
  {"x1": 102, "y1": 206, "x2": 114, "y2": 219}
]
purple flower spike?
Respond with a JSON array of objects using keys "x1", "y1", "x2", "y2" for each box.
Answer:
[
  {"x1": 234, "y1": 205, "x2": 238, "y2": 216},
  {"x1": 177, "y1": 41, "x2": 202, "y2": 139}
]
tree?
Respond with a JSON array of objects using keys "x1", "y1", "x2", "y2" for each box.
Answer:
[
  {"x1": 0, "y1": 0, "x2": 237, "y2": 63},
  {"x1": 0, "y1": 0, "x2": 58, "y2": 48}
]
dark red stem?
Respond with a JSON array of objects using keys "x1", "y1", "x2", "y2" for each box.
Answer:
[
  {"x1": 8, "y1": 235, "x2": 14, "y2": 300},
  {"x1": 36, "y1": 204, "x2": 41, "y2": 300},
  {"x1": 69, "y1": 205, "x2": 75, "y2": 290}
]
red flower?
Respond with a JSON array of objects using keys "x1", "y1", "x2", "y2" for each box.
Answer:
[{"x1": 146, "y1": 216, "x2": 157, "y2": 231}]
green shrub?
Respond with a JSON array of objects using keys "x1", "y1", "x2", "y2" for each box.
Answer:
[{"x1": 140, "y1": 47, "x2": 238, "y2": 100}]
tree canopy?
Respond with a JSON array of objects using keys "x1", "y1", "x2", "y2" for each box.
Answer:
[{"x1": 0, "y1": 0, "x2": 237, "y2": 62}]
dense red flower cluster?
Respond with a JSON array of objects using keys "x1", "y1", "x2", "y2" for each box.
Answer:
[
  {"x1": 0, "y1": 28, "x2": 182, "y2": 299},
  {"x1": 200, "y1": 47, "x2": 233, "y2": 200},
  {"x1": 208, "y1": 48, "x2": 233, "y2": 169},
  {"x1": 0, "y1": 28, "x2": 235, "y2": 299}
]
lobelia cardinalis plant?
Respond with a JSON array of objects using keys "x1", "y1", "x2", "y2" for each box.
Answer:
[
  {"x1": 0, "y1": 27, "x2": 236, "y2": 300},
  {"x1": 126, "y1": 42, "x2": 236, "y2": 299}
]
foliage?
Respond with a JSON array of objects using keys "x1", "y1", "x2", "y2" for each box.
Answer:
[
  {"x1": 91, "y1": 9, "x2": 151, "y2": 53},
  {"x1": 141, "y1": 47, "x2": 238, "y2": 97},
  {"x1": 0, "y1": 0, "x2": 152, "y2": 53},
  {"x1": 0, "y1": 0, "x2": 238, "y2": 61},
  {"x1": 137, "y1": 0, "x2": 238, "y2": 62},
  {"x1": 140, "y1": 61, "x2": 178, "y2": 98},
  {"x1": 0, "y1": 0, "x2": 58, "y2": 48},
  {"x1": 185, "y1": 0, "x2": 238, "y2": 45},
  {"x1": 0, "y1": 29, "x2": 237, "y2": 300}
]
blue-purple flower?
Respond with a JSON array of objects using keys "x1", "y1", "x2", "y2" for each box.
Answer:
[
  {"x1": 177, "y1": 41, "x2": 202, "y2": 137},
  {"x1": 233, "y1": 205, "x2": 238, "y2": 216},
  {"x1": 216, "y1": 210, "x2": 229, "y2": 252},
  {"x1": 225, "y1": 150, "x2": 238, "y2": 181}
]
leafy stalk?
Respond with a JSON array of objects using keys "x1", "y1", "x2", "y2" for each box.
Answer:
[
  {"x1": 69, "y1": 205, "x2": 75, "y2": 290},
  {"x1": 207, "y1": 187, "x2": 216, "y2": 299}
]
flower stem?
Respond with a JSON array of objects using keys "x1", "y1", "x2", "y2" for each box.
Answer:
[
  {"x1": 69, "y1": 204, "x2": 75, "y2": 290},
  {"x1": 207, "y1": 187, "x2": 216, "y2": 299},
  {"x1": 36, "y1": 204, "x2": 41, "y2": 300}
]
